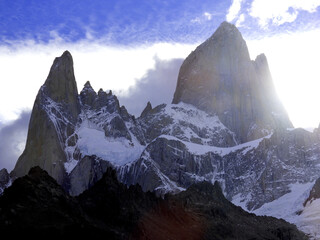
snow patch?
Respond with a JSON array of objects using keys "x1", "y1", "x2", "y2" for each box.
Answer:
[
  {"x1": 232, "y1": 193, "x2": 252, "y2": 211},
  {"x1": 76, "y1": 119, "x2": 145, "y2": 167},
  {"x1": 299, "y1": 199, "x2": 320, "y2": 239},
  {"x1": 251, "y1": 181, "x2": 316, "y2": 238},
  {"x1": 157, "y1": 133, "x2": 272, "y2": 157}
]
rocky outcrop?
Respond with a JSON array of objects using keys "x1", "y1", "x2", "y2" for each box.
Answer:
[
  {"x1": 69, "y1": 155, "x2": 111, "y2": 196},
  {"x1": 0, "y1": 166, "x2": 307, "y2": 239},
  {"x1": 12, "y1": 51, "x2": 80, "y2": 185},
  {"x1": 172, "y1": 22, "x2": 292, "y2": 143},
  {"x1": 304, "y1": 178, "x2": 320, "y2": 206},
  {"x1": 80, "y1": 81, "x2": 97, "y2": 107},
  {"x1": 0, "y1": 168, "x2": 10, "y2": 194},
  {"x1": 140, "y1": 101, "x2": 152, "y2": 118}
]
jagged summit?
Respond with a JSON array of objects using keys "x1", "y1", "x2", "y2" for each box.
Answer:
[
  {"x1": 140, "y1": 101, "x2": 152, "y2": 117},
  {"x1": 80, "y1": 81, "x2": 97, "y2": 107},
  {"x1": 172, "y1": 22, "x2": 292, "y2": 143},
  {"x1": 83, "y1": 80, "x2": 93, "y2": 89},
  {"x1": 43, "y1": 50, "x2": 80, "y2": 121},
  {"x1": 208, "y1": 21, "x2": 245, "y2": 43}
]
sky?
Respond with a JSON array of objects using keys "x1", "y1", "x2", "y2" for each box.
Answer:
[{"x1": 0, "y1": 0, "x2": 320, "y2": 171}]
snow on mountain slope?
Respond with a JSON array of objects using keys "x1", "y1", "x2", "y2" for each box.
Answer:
[
  {"x1": 252, "y1": 182, "x2": 314, "y2": 220},
  {"x1": 246, "y1": 181, "x2": 320, "y2": 239},
  {"x1": 64, "y1": 102, "x2": 237, "y2": 175},
  {"x1": 299, "y1": 198, "x2": 320, "y2": 239},
  {"x1": 138, "y1": 103, "x2": 237, "y2": 147},
  {"x1": 76, "y1": 119, "x2": 144, "y2": 166},
  {"x1": 64, "y1": 103, "x2": 145, "y2": 174},
  {"x1": 157, "y1": 133, "x2": 272, "y2": 156}
]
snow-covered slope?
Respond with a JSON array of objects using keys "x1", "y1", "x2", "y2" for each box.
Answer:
[
  {"x1": 64, "y1": 101, "x2": 238, "y2": 195},
  {"x1": 298, "y1": 198, "x2": 320, "y2": 239},
  {"x1": 245, "y1": 180, "x2": 320, "y2": 239},
  {"x1": 138, "y1": 102, "x2": 237, "y2": 147}
]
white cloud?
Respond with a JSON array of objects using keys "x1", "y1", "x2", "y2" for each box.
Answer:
[
  {"x1": 226, "y1": 0, "x2": 244, "y2": 22},
  {"x1": 191, "y1": 12, "x2": 214, "y2": 23},
  {"x1": 119, "y1": 57, "x2": 183, "y2": 116},
  {"x1": 0, "y1": 39, "x2": 196, "y2": 123},
  {"x1": 235, "y1": 13, "x2": 245, "y2": 27},
  {"x1": 0, "y1": 111, "x2": 30, "y2": 172},
  {"x1": 250, "y1": 0, "x2": 320, "y2": 28},
  {"x1": 204, "y1": 12, "x2": 212, "y2": 20}
]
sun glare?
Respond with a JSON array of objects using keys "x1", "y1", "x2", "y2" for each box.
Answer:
[{"x1": 247, "y1": 29, "x2": 320, "y2": 128}]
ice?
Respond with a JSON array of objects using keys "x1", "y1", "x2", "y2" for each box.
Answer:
[{"x1": 76, "y1": 119, "x2": 145, "y2": 167}]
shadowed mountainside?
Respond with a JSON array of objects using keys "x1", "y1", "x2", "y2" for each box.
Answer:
[{"x1": 0, "y1": 166, "x2": 307, "y2": 239}]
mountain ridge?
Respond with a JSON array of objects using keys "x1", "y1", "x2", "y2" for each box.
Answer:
[
  {"x1": 0, "y1": 166, "x2": 308, "y2": 239},
  {"x1": 1, "y1": 21, "x2": 320, "y2": 238}
]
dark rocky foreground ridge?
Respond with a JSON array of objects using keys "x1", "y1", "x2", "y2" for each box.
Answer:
[{"x1": 0, "y1": 167, "x2": 307, "y2": 239}]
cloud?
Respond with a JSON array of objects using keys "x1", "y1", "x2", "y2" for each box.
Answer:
[
  {"x1": 204, "y1": 12, "x2": 212, "y2": 20},
  {"x1": 226, "y1": 0, "x2": 244, "y2": 22},
  {"x1": 0, "y1": 39, "x2": 195, "y2": 123},
  {"x1": 235, "y1": 13, "x2": 245, "y2": 27},
  {"x1": 118, "y1": 57, "x2": 184, "y2": 117},
  {"x1": 0, "y1": 110, "x2": 30, "y2": 172},
  {"x1": 249, "y1": 0, "x2": 320, "y2": 28},
  {"x1": 191, "y1": 12, "x2": 217, "y2": 24}
]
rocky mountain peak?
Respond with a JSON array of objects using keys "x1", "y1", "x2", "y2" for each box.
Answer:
[
  {"x1": 172, "y1": 22, "x2": 292, "y2": 143},
  {"x1": 83, "y1": 80, "x2": 94, "y2": 90},
  {"x1": 12, "y1": 51, "x2": 81, "y2": 185},
  {"x1": 140, "y1": 101, "x2": 152, "y2": 117},
  {"x1": 209, "y1": 21, "x2": 244, "y2": 43},
  {"x1": 254, "y1": 53, "x2": 267, "y2": 65},
  {"x1": 43, "y1": 50, "x2": 80, "y2": 121},
  {"x1": 80, "y1": 81, "x2": 97, "y2": 107}
]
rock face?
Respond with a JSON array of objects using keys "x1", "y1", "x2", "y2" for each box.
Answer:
[
  {"x1": 0, "y1": 166, "x2": 307, "y2": 239},
  {"x1": 140, "y1": 101, "x2": 152, "y2": 118},
  {"x1": 119, "y1": 127, "x2": 320, "y2": 210},
  {"x1": 12, "y1": 51, "x2": 80, "y2": 185},
  {"x1": 304, "y1": 178, "x2": 320, "y2": 206},
  {"x1": 0, "y1": 168, "x2": 10, "y2": 194},
  {"x1": 68, "y1": 155, "x2": 111, "y2": 196},
  {"x1": 172, "y1": 21, "x2": 292, "y2": 143}
]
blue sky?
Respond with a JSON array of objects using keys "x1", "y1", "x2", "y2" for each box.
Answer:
[
  {"x1": 0, "y1": 0, "x2": 228, "y2": 44},
  {"x1": 0, "y1": 0, "x2": 320, "y2": 171},
  {"x1": 1, "y1": 0, "x2": 319, "y2": 45}
]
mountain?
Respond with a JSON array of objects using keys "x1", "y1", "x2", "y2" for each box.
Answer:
[
  {"x1": 0, "y1": 166, "x2": 307, "y2": 239},
  {"x1": 12, "y1": 51, "x2": 80, "y2": 186},
  {"x1": 2, "y1": 21, "x2": 320, "y2": 238},
  {"x1": 172, "y1": 21, "x2": 292, "y2": 143}
]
